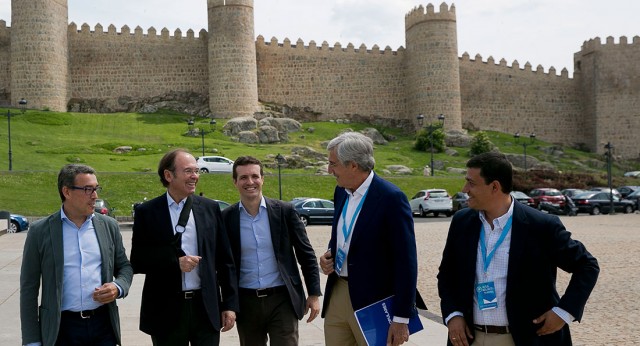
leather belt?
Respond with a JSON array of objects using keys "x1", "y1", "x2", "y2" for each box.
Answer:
[
  {"x1": 474, "y1": 324, "x2": 510, "y2": 334},
  {"x1": 239, "y1": 286, "x2": 287, "y2": 298},
  {"x1": 61, "y1": 305, "x2": 107, "y2": 319},
  {"x1": 181, "y1": 290, "x2": 201, "y2": 299}
]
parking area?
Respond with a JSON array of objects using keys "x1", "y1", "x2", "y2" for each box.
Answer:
[{"x1": 1, "y1": 213, "x2": 638, "y2": 345}]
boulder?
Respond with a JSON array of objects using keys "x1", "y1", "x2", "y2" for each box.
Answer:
[
  {"x1": 361, "y1": 128, "x2": 388, "y2": 145},
  {"x1": 223, "y1": 117, "x2": 258, "y2": 136},
  {"x1": 237, "y1": 131, "x2": 259, "y2": 144}
]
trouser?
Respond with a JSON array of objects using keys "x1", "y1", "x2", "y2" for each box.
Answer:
[{"x1": 323, "y1": 277, "x2": 367, "y2": 346}]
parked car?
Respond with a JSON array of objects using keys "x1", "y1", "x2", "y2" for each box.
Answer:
[
  {"x1": 561, "y1": 188, "x2": 586, "y2": 199},
  {"x1": 6, "y1": 213, "x2": 29, "y2": 233},
  {"x1": 94, "y1": 199, "x2": 115, "y2": 218},
  {"x1": 196, "y1": 156, "x2": 234, "y2": 173},
  {"x1": 510, "y1": 191, "x2": 535, "y2": 207},
  {"x1": 292, "y1": 198, "x2": 334, "y2": 226},
  {"x1": 214, "y1": 199, "x2": 231, "y2": 210},
  {"x1": 625, "y1": 189, "x2": 640, "y2": 211},
  {"x1": 623, "y1": 171, "x2": 640, "y2": 178},
  {"x1": 571, "y1": 192, "x2": 635, "y2": 215},
  {"x1": 409, "y1": 189, "x2": 453, "y2": 217},
  {"x1": 616, "y1": 186, "x2": 640, "y2": 198},
  {"x1": 452, "y1": 192, "x2": 469, "y2": 212},
  {"x1": 589, "y1": 187, "x2": 621, "y2": 198},
  {"x1": 528, "y1": 188, "x2": 565, "y2": 209}
]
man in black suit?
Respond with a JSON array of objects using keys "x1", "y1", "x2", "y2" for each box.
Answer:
[
  {"x1": 319, "y1": 132, "x2": 423, "y2": 346},
  {"x1": 130, "y1": 149, "x2": 239, "y2": 345},
  {"x1": 438, "y1": 152, "x2": 599, "y2": 346},
  {"x1": 221, "y1": 156, "x2": 321, "y2": 346}
]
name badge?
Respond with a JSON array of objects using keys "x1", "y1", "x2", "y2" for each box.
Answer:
[
  {"x1": 335, "y1": 248, "x2": 346, "y2": 275},
  {"x1": 476, "y1": 281, "x2": 498, "y2": 310}
]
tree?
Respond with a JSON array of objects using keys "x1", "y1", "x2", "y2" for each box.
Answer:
[
  {"x1": 469, "y1": 131, "x2": 494, "y2": 156},
  {"x1": 414, "y1": 127, "x2": 445, "y2": 152}
]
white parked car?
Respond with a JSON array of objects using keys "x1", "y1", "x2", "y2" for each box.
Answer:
[
  {"x1": 409, "y1": 189, "x2": 453, "y2": 217},
  {"x1": 196, "y1": 156, "x2": 234, "y2": 173}
]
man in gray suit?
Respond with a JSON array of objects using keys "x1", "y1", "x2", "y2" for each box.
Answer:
[{"x1": 20, "y1": 164, "x2": 133, "y2": 346}]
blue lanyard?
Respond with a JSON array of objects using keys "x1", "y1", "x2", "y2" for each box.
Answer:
[
  {"x1": 479, "y1": 215, "x2": 512, "y2": 273},
  {"x1": 341, "y1": 189, "x2": 369, "y2": 242}
]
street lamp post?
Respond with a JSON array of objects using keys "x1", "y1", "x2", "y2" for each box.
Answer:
[
  {"x1": 513, "y1": 132, "x2": 536, "y2": 171},
  {"x1": 6, "y1": 110, "x2": 12, "y2": 171},
  {"x1": 416, "y1": 113, "x2": 445, "y2": 176},
  {"x1": 187, "y1": 118, "x2": 217, "y2": 157},
  {"x1": 604, "y1": 142, "x2": 614, "y2": 214},
  {"x1": 275, "y1": 153, "x2": 285, "y2": 200}
]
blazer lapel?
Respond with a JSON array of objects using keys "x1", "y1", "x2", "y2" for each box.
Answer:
[
  {"x1": 349, "y1": 175, "x2": 381, "y2": 245},
  {"x1": 92, "y1": 216, "x2": 110, "y2": 283},
  {"x1": 266, "y1": 198, "x2": 282, "y2": 253},
  {"x1": 507, "y1": 203, "x2": 528, "y2": 286},
  {"x1": 50, "y1": 212, "x2": 65, "y2": 288}
]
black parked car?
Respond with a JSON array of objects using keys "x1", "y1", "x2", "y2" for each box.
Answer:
[
  {"x1": 625, "y1": 189, "x2": 640, "y2": 211},
  {"x1": 572, "y1": 192, "x2": 635, "y2": 215},
  {"x1": 510, "y1": 191, "x2": 535, "y2": 207},
  {"x1": 617, "y1": 186, "x2": 640, "y2": 198},
  {"x1": 452, "y1": 192, "x2": 469, "y2": 212},
  {"x1": 292, "y1": 198, "x2": 334, "y2": 226}
]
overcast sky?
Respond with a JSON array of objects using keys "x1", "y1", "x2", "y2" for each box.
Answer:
[{"x1": 1, "y1": 1, "x2": 638, "y2": 76}]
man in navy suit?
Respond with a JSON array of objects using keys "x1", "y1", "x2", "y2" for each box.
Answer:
[
  {"x1": 130, "y1": 149, "x2": 239, "y2": 345},
  {"x1": 438, "y1": 152, "x2": 599, "y2": 346},
  {"x1": 221, "y1": 156, "x2": 321, "y2": 345},
  {"x1": 319, "y1": 132, "x2": 422, "y2": 346}
]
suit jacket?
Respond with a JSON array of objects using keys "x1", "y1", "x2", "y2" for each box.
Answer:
[
  {"x1": 20, "y1": 212, "x2": 133, "y2": 346},
  {"x1": 437, "y1": 202, "x2": 600, "y2": 346},
  {"x1": 321, "y1": 173, "x2": 422, "y2": 319},
  {"x1": 222, "y1": 197, "x2": 322, "y2": 319},
  {"x1": 130, "y1": 193, "x2": 239, "y2": 336}
]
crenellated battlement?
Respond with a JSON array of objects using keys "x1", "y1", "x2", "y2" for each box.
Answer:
[
  {"x1": 256, "y1": 35, "x2": 402, "y2": 55},
  {"x1": 0, "y1": 20, "x2": 9, "y2": 40},
  {"x1": 405, "y1": 2, "x2": 456, "y2": 31},
  {"x1": 460, "y1": 51, "x2": 570, "y2": 78},
  {"x1": 67, "y1": 22, "x2": 207, "y2": 40},
  {"x1": 579, "y1": 35, "x2": 640, "y2": 54}
]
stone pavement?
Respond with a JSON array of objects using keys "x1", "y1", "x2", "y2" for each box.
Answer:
[
  {"x1": 3, "y1": 213, "x2": 637, "y2": 345},
  {"x1": 0, "y1": 223, "x2": 448, "y2": 345}
]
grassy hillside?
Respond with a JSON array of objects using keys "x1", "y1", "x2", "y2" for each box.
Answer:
[{"x1": 0, "y1": 108, "x2": 636, "y2": 216}]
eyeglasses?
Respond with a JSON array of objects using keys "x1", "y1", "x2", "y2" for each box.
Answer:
[
  {"x1": 70, "y1": 186, "x2": 102, "y2": 195},
  {"x1": 179, "y1": 169, "x2": 200, "y2": 176}
]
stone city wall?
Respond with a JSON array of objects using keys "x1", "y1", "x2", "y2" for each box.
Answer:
[
  {"x1": 68, "y1": 23, "x2": 209, "y2": 101},
  {"x1": 574, "y1": 36, "x2": 640, "y2": 157},
  {"x1": 459, "y1": 53, "x2": 583, "y2": 147},
  {"x1": 0, "y1": 22, "x2": 10, "y2": 104},
  {"x1": 256, "y1": 36, "x2": 407, "y2": 122}
]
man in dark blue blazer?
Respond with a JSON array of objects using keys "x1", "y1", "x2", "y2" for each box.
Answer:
[
  {"x1": 438, "y1": 152, "x2": 599, "y2": 346},
  {"x1": 131, "y1": 149, "x2": 239, "y2": 345},
  {"x1": 221, "y1": 156, "x2": 321, "y2": 345},
  {"x1": 319, "y1": 132, "x2": 423, "y2": 346}
]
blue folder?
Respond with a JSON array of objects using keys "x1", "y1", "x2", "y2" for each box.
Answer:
[{"x1": 354, "y1": 295, "x2": 424, "y2": 346}]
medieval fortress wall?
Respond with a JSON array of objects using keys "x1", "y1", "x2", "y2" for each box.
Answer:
[{"x1": 1, "y1": 1, "x2": 639, "y2": 158}]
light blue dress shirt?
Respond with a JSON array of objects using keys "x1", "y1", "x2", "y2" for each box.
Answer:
[
  {"x1": 60, "y1": 208, "x2": 103, "y2": 312},
  {"x1": 238, "y1": 197, "x2": 285, "y2": 289}
]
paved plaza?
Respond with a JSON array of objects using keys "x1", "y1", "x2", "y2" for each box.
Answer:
[{"x1": 1, "y1": 213, "x2": 638, "y2": 345}]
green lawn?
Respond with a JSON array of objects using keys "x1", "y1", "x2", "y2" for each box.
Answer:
[{"x1": 0, "y1": 108, "x2": 635, "y2": 217}]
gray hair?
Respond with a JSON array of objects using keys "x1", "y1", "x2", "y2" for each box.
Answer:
[
  {"x1": 57, "y1": 164, "x2": 96, "y2": 202},
  {"x1": 327, "y1": 132, "x2": 375, "y2": 172}
]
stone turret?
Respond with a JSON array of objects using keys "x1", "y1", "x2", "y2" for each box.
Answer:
[
  {"x1": 11, "y1": 0, "x2": 69, "y2": 111},
  {"x1": 404, "y1": 3, "x2": 461, "y2": 131},
  {"x1": 207, "y1": 0, "x2": 259, "y2": 118}
]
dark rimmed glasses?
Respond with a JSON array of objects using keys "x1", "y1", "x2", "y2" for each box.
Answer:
[{"x1": 70, "y1": 186, "x2": 102, "y2": 195}]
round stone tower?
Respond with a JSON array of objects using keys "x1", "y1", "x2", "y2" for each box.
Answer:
[
  {"x1": 404, "y1": 3, "x2": 461, "y2": 131},
  {"x1": 11, "y1": 0, "x2": 69, "y2": 111},
  {"x1": 207, "y1": 0, "x2": 259, "y2": 118}
]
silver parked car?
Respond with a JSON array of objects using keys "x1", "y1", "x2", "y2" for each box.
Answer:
[{"x1": 409, "y1": 189, "x2": 453, "y2": 217}]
